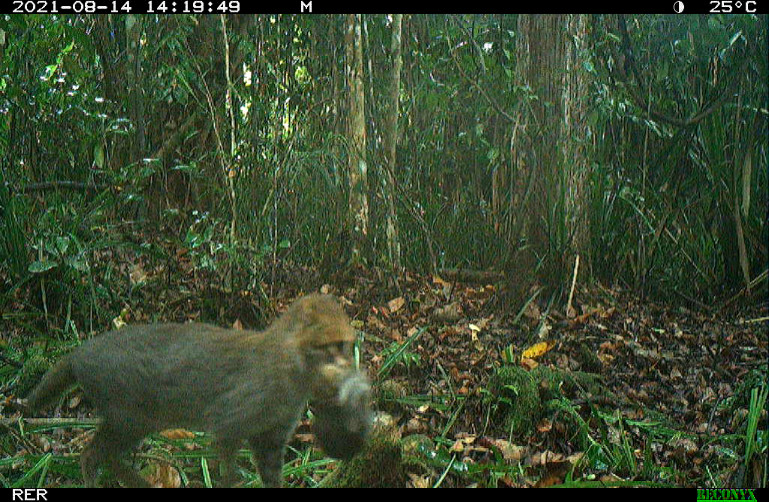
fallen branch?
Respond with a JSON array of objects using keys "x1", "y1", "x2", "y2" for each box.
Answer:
[
  {"x1": 0, "y1": 417, "x2": 100, "y2": 428},
  {"x1": 566, "y1": 255, "x2": 580, "y2": 318}
]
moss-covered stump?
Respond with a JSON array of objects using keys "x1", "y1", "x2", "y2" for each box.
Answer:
[
  {"x1": 485, "y1": 365, "x2": 542, "y2": 437},
  {"x1": 322, "y1": 414, "x2": 407, "y2": 488},
  {"x1": 485, "y1": 364, "x2": 615, "y2": 438},
  {"x1": 401, "y1": 434, "x2": 435, "y2": 463},
  {"x1": 535, "y1": 365, "x2": 612, "y2": 401}
]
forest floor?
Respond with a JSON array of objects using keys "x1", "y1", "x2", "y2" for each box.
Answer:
[
  {"x1": 1, "y1": 247, "x2": 767, "y2": 488},
  {"x1": 343, "y1": 271, "x2": 767, "y2": 488}
]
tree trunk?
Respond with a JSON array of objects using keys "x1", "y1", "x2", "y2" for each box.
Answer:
[
  {"x1": 345, "y1": 14, "x2": 369, "y2": 264},
  {"x1": 383, "y1": 14, "x2": 404, "y2": 275},
  {"x1": 512, "y1": 15, "x2": 589, "y2": 288}
]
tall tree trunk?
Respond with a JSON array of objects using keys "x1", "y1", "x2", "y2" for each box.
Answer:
[
  {"x1": 512, "y1": 15, "x2": 589, "y2": 289},
  {"x1": 383, "y1": 14, "x2": 403, "y2": 275},
  {"x1": 345, "y1": 14, "x2": 369, "y2": 264}
]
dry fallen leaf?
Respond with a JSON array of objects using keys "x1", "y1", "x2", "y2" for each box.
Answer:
[
  {"x1": 522, "y1": 340, "x2": 555, "y2": 359},
  {"x1": 482, "y1": 438, "x2": 526, "y2": 462},
  {"x1": 530, "y1": 450, "x2": 564, "y2": 466},
  {"x1": 537, "y1": 418, "x2": 553, "y2": 433},
  {"x1": 433, "y1": 302, "x2": 461, "y2": 322},
  {"x1": 387, "y1": 296, "x2": 405, "y2": 313},
  {"x1": 432, "y1": 275, "x2": 450, "y2": 287},
  {"x1": 524, "y1": 302, "x2": 541, "y2": 322},
  {"x1": 144, "y1": 463, "x2": 182, "y2": 488},
  {"x1": 160, "y1": 429, "x2": 196, "y2": 440},
  {"x1": 408, "y1": 473, "x2": 432, "y2": 488},
  {"x1": 129, "y1": 263, "x2": 148, "y2": 285},
  {"x1": 112, "y1": 316, "x2": 126, "y2": 330},
  {"x1": 67, "y1": 395, "x2": 81, "y2": 409}
]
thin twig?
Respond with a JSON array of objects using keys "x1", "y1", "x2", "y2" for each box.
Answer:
[{"x1": 0, "y1": 417, "x2": 100, "y2": 428}]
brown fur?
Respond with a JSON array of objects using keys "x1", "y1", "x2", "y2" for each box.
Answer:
[{"x1": 25, "y1": 294, "x2": 371, "y2": 487}]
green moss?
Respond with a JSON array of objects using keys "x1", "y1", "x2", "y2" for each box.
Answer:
[
  {"x1": 485, "y1": 364, "x2": 615, "y2": 439},
  {"x1": 485, "y1": 365, "x2": 542, "y2": 437},
  {"x1": 535, "y1": 366, "x2": 612, "y2": 401},
  {"x1": 323, "y1": 420, "x2": 406, "y2": 488},
  {"x1": 401, "y1": 434, "x2": 435, "y2": 464}
]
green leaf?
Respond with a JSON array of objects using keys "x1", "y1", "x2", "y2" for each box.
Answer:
[
  {"x1": 378, "y1": 327, "x2": 426, "y2": 378},
  {"x1": 28, "y1": 260, "x2": 57, "y2": 274},
  {"x1": 66, "y1": 257, "x2": 90, "y2": 272},
  {"x1": 43, "y1": 64, "x2": 58, "y2": 80},
  {"x1": 55, "y1": 236, "x2": 70, "y2": 255},
  {"x1": 94, "y1": 144, "x2": 105, "y2": 169}
]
